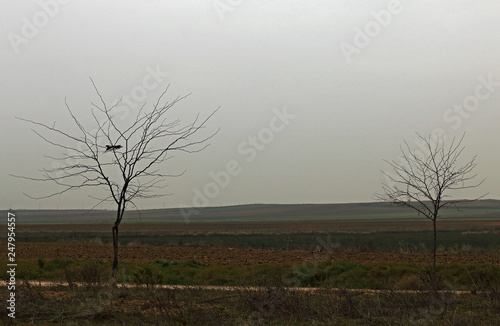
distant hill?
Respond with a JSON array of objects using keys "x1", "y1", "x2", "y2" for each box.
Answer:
[{"x1": 3, "y1": 200, "x2": 500, "y2": 224}]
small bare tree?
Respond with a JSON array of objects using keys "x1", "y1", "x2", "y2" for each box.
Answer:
[
  {"x1": 375, "y1": 133, "x2": 485, "y2": 271},
  {"x1": 12, "y1": 81, "x2": 219, "y2": 279}
]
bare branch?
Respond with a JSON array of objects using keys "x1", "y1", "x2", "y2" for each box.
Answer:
[
  {"x1": 375, "y1": 132, "x2": 486, "y2": 270},
  {"x1": 13, "y1": 82, "x2": 219, "y2": 278},
  {"x1": 13, "y1": 84, "x2": 218, "y2": 206}
]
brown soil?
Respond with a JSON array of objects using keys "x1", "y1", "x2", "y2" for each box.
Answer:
[
  {"x1": 17, "y1": 219, "x2": 500, "y2": 235},
  {"x1": 6, "y1": 242, "x2": 500, "y2": 266}
]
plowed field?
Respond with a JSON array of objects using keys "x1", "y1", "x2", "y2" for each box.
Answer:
[
  {"x1": 6, "y1": 242, "x2": 500, "y2": 266},
  {"x1": 16, "y1": 219, "x2": 500, "y2": 234}
]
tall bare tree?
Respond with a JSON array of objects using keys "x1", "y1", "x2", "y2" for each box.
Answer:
[
  {"x1": 375, "y1": 133, "x2": 485, "y2": 271},
  {"x1": 13, "y1": 81, "x2": 219, "y2": 278}
]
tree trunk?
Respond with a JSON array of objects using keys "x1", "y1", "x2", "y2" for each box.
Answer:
[
  {"x1": 112, "y1": 223, "x2": 119, "y2": 279},
  {"x1": 432, "y1": 217, "x2": 437, "y2": 273},
  {"x1": 112, "y1": 203, "x2": 124, "y2": 280}
]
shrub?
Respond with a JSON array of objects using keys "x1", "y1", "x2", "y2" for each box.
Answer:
[
  {"x1": 132, "y1": 263, "x2": 163, "y2": 287},
  {"x1": 78, "y1": 261, "x2": 107, "y2": 288},
  {"x1": 394, "y1": 275, "x2": 426, "y2": 291}
]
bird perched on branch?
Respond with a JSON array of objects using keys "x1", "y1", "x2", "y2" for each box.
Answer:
[{"x1": 105, "y1": 145, "x2": 122, "y2": 152}]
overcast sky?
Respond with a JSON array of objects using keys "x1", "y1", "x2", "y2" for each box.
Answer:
[{"x1": 1, "y1": 1, "x2": 499, "y2": 211}]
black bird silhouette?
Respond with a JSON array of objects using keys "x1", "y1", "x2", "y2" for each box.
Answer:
[{"x1": 105, "y1": 145, "x2": 122, "y2": 152}]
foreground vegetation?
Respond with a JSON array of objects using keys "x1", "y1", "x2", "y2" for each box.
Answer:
[
  {"x1": 2, "y1": 273, "x2": 499, "y2": 325},
  {"x1": 2, "y1": 256, "x2": 500, "y2": 325}
]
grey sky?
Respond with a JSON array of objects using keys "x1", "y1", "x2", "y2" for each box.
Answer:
[{"x1": 1, "y1": 0, "x2": 499, "y2": 210}]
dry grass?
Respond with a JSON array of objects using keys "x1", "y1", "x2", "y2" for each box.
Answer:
[{"x1": 3, "y1": 280, "x2": 500, "y2": 325}]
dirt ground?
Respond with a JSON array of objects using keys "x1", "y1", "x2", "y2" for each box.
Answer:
[
  {"x1": 16, "y1": 219, "x2": 500, "y2": 235},
  {"x1": 6, "y1": 242, "x2": 500, "y2": 266}
]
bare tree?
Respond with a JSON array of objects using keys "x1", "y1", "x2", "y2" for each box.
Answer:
[
  {"x1": 375, "y1": 133, "x2": 485, "y2": 271},
  {"x1": 12, "y1": 81, "x2": 219, "y2": 279}
]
